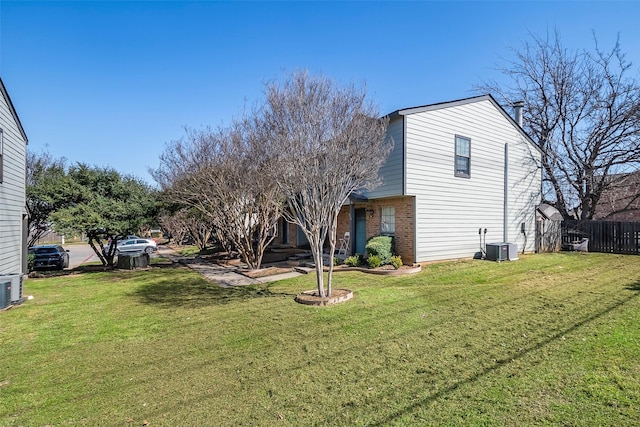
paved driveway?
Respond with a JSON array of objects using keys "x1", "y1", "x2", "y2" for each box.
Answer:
[{"x1": 65, "y1": 244, "x2": 98, "y2": 269}]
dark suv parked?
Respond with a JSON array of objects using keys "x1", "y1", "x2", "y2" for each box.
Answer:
[{"x1": 29, "y1": 245, "x2": 70, "y2": 270}]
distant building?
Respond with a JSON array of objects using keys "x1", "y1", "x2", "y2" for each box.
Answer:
[
  {"x1": 594, "y1": 171, "x2": 640, "y2": 222},
  {"x1": 0, "y1": 78, "x2": 29, "y2": 274}
]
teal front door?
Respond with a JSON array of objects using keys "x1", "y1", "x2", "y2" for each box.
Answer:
[{"x1": 355, "y1": 208, "x2": 367, "y2": 255}]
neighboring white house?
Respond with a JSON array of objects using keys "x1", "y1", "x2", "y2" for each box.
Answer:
[
  {"x1": 336, "y1": 94, "x2": 542, "y2": 263},
  {"x1": 0, "y1": 77, "x2": 28, "y2": 274}
]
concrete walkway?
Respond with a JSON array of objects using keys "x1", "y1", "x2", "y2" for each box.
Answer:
[{"x1": 157, "y1": 245, "x2": 304, "y2": 288}]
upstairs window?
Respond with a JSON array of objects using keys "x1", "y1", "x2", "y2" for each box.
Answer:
[
  {"x1": 381, "y1": 206, "x2": 395, "y2": 235},
  {"x1": 455, "y1": 135, "x2": 470, "y2": 178}
]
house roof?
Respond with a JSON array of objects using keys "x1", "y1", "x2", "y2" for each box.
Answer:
[
  {"x1": 385, "y1": 94, "x2": 536, "y2": 149},
  {"x1": 0, "y1": 77, "x2": 29, "y2": 144}
]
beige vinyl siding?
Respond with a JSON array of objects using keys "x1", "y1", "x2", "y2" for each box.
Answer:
[
  {"x1": 363, "y1": 116, "x2": 404, "y2": 199},
  {"x1": 0, "y1": 88, "x2": 27, "y2": 274},
  {"x1": 404, "y1": 99, "x2": 541, "y2": 262}
]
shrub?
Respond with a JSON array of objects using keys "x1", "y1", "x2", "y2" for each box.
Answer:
[
  {"x1": 27, "y1": 253, "x2": 35, "y2": 272},
  {"x1": 344, "y1": 254, "x2": 361, "y2": 267},
  {"x1": 366, "y1": 235, "x2": 393, "y2": 265},
  {"x1": 367, "y1": 255, "x2": 382, "y2": 268},
  {"x1": 333, "y1": 256, "x2": 342, "y2": 266},
  {"x1": 390, "y1": 255, "x2": 403, "y2": 269}
]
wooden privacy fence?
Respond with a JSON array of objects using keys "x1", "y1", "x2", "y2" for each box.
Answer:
[{"x1": 562, "y1": 220, "x2": 640, "y2": 255}]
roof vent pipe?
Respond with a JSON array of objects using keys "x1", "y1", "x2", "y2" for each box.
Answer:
[{"x1": 512, "y1": 101, "x2": 524, "y2": 127}]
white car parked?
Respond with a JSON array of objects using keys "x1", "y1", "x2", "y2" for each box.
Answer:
[{"x1": 109, "y1": 238, "x2": 157, "y2": 254}]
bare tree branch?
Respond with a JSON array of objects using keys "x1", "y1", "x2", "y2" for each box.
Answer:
[
  {"x1": 477, "y1": 30, "x2": 640, "y2": 220},
  {"x1": 258, "y1": 70, "x2": 391, "y2": 297}
]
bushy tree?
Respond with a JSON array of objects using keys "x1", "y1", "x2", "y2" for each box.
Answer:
[
  {"x1": 51, "y1": 164, "x2": 158, "y2": 266},
  {"x1": 26, "y1": 150, "x2": 80, "y2": 246}
]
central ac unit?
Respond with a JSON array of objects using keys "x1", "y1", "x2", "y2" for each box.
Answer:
[
  {"x1": 486, "y1": 243, "x2": 508, "y2": 261},
  {"x1": 486, "y1": 243, "x2": 519, "y2": 262},
  {"x1": 0, "y1": 280, "x2": 10, "y2": 309},
  {"x1": 0, "y1": 274, "x2": 24, "y2": 304}
]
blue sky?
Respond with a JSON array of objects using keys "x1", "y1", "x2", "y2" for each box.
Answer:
[{"x1": 1, "y1": 1, "x2": 639, "y2": 184}]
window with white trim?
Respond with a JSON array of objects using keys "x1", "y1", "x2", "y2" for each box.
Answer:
[
  {"x1": 381, "y1": 206, "x2": 395, "y2": 235},
  {"x1": 455, "y1": 135, "x2": 470, "y2": 178}
]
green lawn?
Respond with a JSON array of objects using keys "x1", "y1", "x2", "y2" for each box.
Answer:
[{"x1": 1, "y1": 253, "x2": 639, "y2": 426}]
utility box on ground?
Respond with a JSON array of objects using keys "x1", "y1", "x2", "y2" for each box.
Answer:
[
  {"x1": 486, "y1": 243, "x2": 519, "y2": 262},
  {"x1": 0, "y1": 274, "x2": 24, "y2": 303},
  {"x1": 0, "y1": 280, "x2": 11, "y2": 309},
  {"x1": 117, "y1": 252, "x2": 150, "y2": 270}
]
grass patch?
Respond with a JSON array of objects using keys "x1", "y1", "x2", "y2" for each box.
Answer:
[{"x1": 1, "y1": 253, "x2": 640, "y2": 425}]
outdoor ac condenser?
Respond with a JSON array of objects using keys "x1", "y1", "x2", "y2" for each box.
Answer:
[
  {"x1": 486, "y1": 243, "x2": 509, "y2": 262},
  {"x1": 486, "y1": 243, "x2": 519, "y2": 262},
  {"x1": 0, "y1": 280, "x2": 10, "y2": 309},
  {"x1": 0, "y1": 274, "x2": 23, "y2": 304}
]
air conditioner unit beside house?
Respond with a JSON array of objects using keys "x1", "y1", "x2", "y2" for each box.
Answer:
[
  {"x1": 486, "y1": 243, "x2": 519, "y2": 262},
  {"x1": 0, "y1": 274, "x2": 23, "y2": 304},
  {"x1": 486, "y1": 243, "x2": 508, "y2": 262},
  {"x1": 0, "y1": 280, "x2": 10, "y2": 309}
]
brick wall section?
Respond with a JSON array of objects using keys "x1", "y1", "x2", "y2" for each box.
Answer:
[
  {"x1": 336, "y1": 196, "x2": 416, "y2": 263},
  {"x1": 272, "y1": 219, "x2": 299, "y2": 247}
]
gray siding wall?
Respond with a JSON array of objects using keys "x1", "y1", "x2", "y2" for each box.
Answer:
[
  {"x1": 363, "y1": 116, "x2": 404, "y2": 199},
  {"x1": 404, "y1": 99, "x2": 541, "y2": 262},
  {"x1": 0, "y1": 91, "x2": 27, "y2": 274}
]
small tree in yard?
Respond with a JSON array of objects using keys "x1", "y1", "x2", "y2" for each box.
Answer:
[
  {"x1": 259, "y1": 70, "x2": 391, "y2": 298},
  {"x1": 153, "y1": 120, "x2": 282, "y2": 270},
  {"x1": 479, "y1": 30, "x2": 640, "y2": 220},
  {"x1": 51, "y1": 164, "x2": 158, "y2": 267}
]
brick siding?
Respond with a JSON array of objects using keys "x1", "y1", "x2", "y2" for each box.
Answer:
[{"x1": 337, "y1": 196, "x2": 415, "y2": 263}]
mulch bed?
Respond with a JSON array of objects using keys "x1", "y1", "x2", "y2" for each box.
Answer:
[
  {"x1": 237, "y1": 266, "x2": 294, "y2": 278},
  {"x1": 295, "y1": 288, "x2": 353, "y2": 306}
]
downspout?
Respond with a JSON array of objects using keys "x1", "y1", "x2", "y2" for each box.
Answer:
[{"x1": 503, "y1": 143, "x2": 509, "y2": 243}]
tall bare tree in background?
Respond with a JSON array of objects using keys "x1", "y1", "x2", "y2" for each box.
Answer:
[
  {"x1": 479, "y1": 31, "x2": 640, "y2": 220},
  {"x1": 259, "y1": 70, "x2": 391, "y2": 298},
  {"x1": 152, "y1": 119, "x2": 282, "y2": 270}
]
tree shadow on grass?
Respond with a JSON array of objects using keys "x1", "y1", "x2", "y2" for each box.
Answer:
[
  {"x1": 132, "y1": 272, "x2": 297, "y2": 308},
  {"x1": 625, "y1": 279, "x2": 640, "y2": 291},
  {"x1": 363, "y1": 279, "x2": 640, "y2": 426}
]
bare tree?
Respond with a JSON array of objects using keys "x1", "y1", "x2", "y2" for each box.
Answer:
[
  {"x1": 159, "y1": 211, "x2": 189, "y2": 245},
  {"x1": 479, "y1": 30, "x2": 640, "y2": 220},
  {"x1": 159, "y1": 208, "x2": 214, "y2": 250},
  {"x1": 153, "y1": 119, "x2": 282, "y2": 269},
  {"x1": 259, "y1": 70, "x2": 391, "y2": 297}
]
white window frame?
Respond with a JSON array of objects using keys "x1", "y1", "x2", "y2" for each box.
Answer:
[
  {"x1": 381, "y1": 206, "x2": 395, "y2": 235},
  {"x1": 455, "y1": 135, "x2": 471, "y2": 178}
]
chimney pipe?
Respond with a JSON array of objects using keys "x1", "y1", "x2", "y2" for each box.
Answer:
[{"x1": 512, "y1": 101, "x2": 524, "y2": 127}]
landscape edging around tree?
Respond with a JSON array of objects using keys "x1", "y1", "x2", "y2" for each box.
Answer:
[{"x1": 325, "y1": 264, "x2": 422, "y2": 276}]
